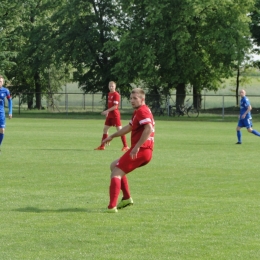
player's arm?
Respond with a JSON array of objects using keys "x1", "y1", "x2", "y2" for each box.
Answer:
[
  {"x1": 102, "y1": 124, "x2": 132, "y2": 145},
  {"x1": 101, "y1": 104, "x2": 118, "y2": 116},
  {"x1": 131, "y1": 123, "x2": 153, "y2": 155},
  {"x1": 242, "y1": 104, "x2": 251, "y2": 119},
  {"x1": 7, "y1": 95, "x2": 12, "y2": 119}
]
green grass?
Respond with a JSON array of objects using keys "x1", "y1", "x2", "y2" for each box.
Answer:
[{"x1": 1, "y1": 117, "x2": 260, "y2": 259}]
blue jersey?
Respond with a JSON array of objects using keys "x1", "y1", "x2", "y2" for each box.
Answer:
[
  {"x1": 240, "y1": 96, "x2": 251, "y2": 120},
  {"x1": 0, "y1": 86, "x2": 12, "y2": 115}
]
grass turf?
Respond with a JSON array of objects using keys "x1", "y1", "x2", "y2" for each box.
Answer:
[{"x1": 1, "y1": 117, "x2": 260, "y2": 259}]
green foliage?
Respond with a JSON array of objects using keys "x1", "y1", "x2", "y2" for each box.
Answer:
[
  {"x1": 113, "y1": 0, "x2": 254, "y2": 94},
  {"x1": 50, "y1": 0, "x2": 132, "y2": 97},
  {"x1": 0, "y1": 1, "x2": 19, "y2": 75},
  {"x1": 2, "y1": 0, "x2": 72, "y2": 108},
  {"x1": 0, "y1": 0, "x2": 258, "y2": 103},
  {"x1": 250, "y1": 0, "x2": 260, "y2": 47}
]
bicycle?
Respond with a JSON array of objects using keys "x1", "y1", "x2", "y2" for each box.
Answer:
[
  {"x1": 169, "y1": 99, "x2": 199, "y2": 118},
  {"x1": 151, "y1": 105, "x2": 165, "y2": 116}
]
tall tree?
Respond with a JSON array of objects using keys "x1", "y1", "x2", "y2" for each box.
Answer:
[
  {"x1": 113, "y1": 0, "x2": 254, "y2": 107},
  {"x1": 250, "y1": 0, "x2": 260, "y2": 48},
  {"x1": 50, "y1": 0, "x2": 130, "y2": 98},
  {"x1": 0, "y1": 0, "x2": 19, "y2": 76},
  {"x1": 4, "y1": 0, "x2": 70, "y2": 109}
]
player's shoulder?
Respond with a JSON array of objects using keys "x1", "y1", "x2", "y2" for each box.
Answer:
[
  {"x1": 0, "y1": 86, "x2": 9, "y2": 93},
  {"x1": 137, "y1": 105, "x2": 153, "y2": 117},
  {"x1": 141, "y1": 105, "x2": 152, "y2": 112}
]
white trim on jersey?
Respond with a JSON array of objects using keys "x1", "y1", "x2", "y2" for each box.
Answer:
[{"x1": 139, "y1": 118, "x2": 152, "y2": 125}]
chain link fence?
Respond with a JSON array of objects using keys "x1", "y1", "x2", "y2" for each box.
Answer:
[{"x1": 11, "y1": 92, "x2": 260, "y2": 118}]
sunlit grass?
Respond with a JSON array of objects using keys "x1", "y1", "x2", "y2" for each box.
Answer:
[{"x1": 1, "y1": 118, "x2": 260, "y2": 259}]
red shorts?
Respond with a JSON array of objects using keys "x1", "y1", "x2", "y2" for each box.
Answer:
[
  {"x1": 116, "y1": 148, "x2": 153, "y2": 174},
  {"x1": 105, "y1": 116, "x2": 122, "y2": 127}
]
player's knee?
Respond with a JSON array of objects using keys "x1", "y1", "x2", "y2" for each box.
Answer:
[
  {"x1": 110, "y1": 168, "x2": 125, "y2": 179},
  {"x1": 110, "y1": 160, "x2": 118, "y2": 172},
  {"x1": 103, "y1": 125, "x2": 110, "y2": 133},
  {"x1": 247, "y1": 128, "x2": 252, "y2": 133}
]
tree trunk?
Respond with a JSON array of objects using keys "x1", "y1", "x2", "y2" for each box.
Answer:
[
  {"x1": 34, "y1": 72, "x2": 41, "y2": 109},
  {"x1": 103, "y1": 81, "x2": 110, "y2": 110},
  {"x1": 175, "y1": 83, "x2": 186, "y2": 109},
  {"x1": 193, "y1": 87, "x2": 201, "y2": 109},
  {"x1": 236, "y1": 66, "x2": 240, "y2": 107},
  {"x1": 27, "y1": 94, "x2": 33, "y2": 109}
]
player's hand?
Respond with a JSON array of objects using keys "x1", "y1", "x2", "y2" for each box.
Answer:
[
  {"x1": 101, "y1": 110, "x2": 108, "y2": 116},
  {"x1": 241, "y1": 114, "x2": 246, "y2": 119},
  {"x1": 130, "y1": 147, "x2": 139, "y2": 160},
  {"x1": 102, "y1": 136, "x2": 113, "y2": 146}
]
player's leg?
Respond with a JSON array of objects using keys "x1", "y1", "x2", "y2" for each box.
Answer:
[
  {"x1": 0, "y1": 128, "x2": 4, "y2": 147},
  {"x1": 120, "y1": 175, "x2": 131, "y2": 201},
  {"x1": 236, "y1": 122, "x2": 242, "y2": 144},
  {"x1": 247, "y1": 127, "x2": 260, "y2": 136},
  {"x1": 107, "y1": 165, "x2": 126, "y2": 212},
  {"x1": 114, "y1": 148, "x2": 152, "y2": 211},
  {"x1": 109, "y1": 157, "x2": 132, "y2": 209},
  {"x1": 251, "y1": 129, "x2": 260, "y2": 136},
  {"x1": 94, "y1": 124, "x2": 110, "y2": 150},
  {"x1": 117, "y1": 175, "x2": 133, "y2": 209},
  {"x1": 116, "y1": 125, "x2": 129, "y2": 151},
  {"x1": 0, "y1": 117, "x2": 5, "y2": 150},
  {"x1": 247, "y1": 120, "x2": 260, "y2": 137}
]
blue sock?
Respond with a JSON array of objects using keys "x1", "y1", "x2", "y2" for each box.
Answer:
[
  {"x1": 252, "y1": 129, "x2": 260, "y2": 137},
  {"x1": 237, "y1": 131, "x2": 241, "y2": 143},
  {"x1": 0, "y1": 133, "x2": 4, "y2": 145}
]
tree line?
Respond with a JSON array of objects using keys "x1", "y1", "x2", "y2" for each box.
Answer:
[{"x1": 1, "y1": 0, "x2": 260, "y2": 109}]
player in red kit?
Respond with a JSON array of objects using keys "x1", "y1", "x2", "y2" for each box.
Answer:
[
  {"x1": 102, "y1": 88, "x2": 155, "y2": 213},
  {"x1": 94, "y1": 81, "x2": 129, "y2": 151}
]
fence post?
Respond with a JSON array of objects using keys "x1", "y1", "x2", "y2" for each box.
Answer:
[
  {"x1": 222, "y1": 95, "x2": 225, "y2": 119},
  {"x1": 92, "y1": 93, "x2": 94, "y2": 112},
  {"x1": 204, "y1": 88, "x2": 206, "y2": 111},
  {"x1": 167, "y1": 95, "x2": 170, "y2": 116},
  {"x1": 65, "y1": 94, "x2": 68, "y2": 115},
  {"x1": 19, "y1": 93, "x2": 21, "y2": 115}
]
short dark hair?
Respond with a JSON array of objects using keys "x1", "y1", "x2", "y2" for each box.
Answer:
[{"x1": 131, "y1": 88, "x2": 145, "y2": 99}]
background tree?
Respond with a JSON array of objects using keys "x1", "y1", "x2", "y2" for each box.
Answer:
[
  {"x1": 250, "y1": 0, "x2": 260, "y2": 48},
  {"x1": 50, "y1": 0, "x2": 131, "y2": 102},
  {"x1": 113, "y1": 0, "x2": 254, "y2": 108},
  {"x1": 0, "y1": 0, "x2": 19, "y2": 76},
  {"x1": 5, "y1": 0, "x2": 69, "y2": 109}
]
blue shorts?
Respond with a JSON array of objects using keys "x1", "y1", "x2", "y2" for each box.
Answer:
[{"x1": 238, "y1": 118, "x2": 252, "y2": 129}]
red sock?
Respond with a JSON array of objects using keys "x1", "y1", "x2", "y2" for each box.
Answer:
[
  {"x1": 108, "y1": 177, "x2": 121, "y2": 209},
  {"x1": 121, "y1": 135, "x2": 128, "y2": 147},
  {"x1": 101, "y1": 134, "x2": 108, "y2": 148},
  {"x1": 121, "y1": 175, "x2": 130, "y2": 200}
]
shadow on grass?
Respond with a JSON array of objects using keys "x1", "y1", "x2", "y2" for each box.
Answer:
[
  {"x1": 33, "y1": 149, "x2": 88, "y2": 151},
  {"x1": 13, "y1": 207, "x2": 103, "y2": 213}
]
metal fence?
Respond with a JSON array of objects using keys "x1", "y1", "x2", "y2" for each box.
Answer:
[{"x1": 11, "y1": 92, "x2": 260, "y2": 117}]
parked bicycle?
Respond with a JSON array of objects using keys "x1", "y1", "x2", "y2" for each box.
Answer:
[
  {"x1": 169, "y1": 99, "x2": 199, "y2": 118},
  {"x1": 151, "y1": 104, "x2": 165, "y2": 116}
]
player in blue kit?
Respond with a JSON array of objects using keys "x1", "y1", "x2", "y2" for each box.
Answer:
[
  {"x1": 0, "y1": 75, "x2": 12, "y2": 152},
  {"x1": 236, "y1": 89, "x2": 260, "y2": 144}
]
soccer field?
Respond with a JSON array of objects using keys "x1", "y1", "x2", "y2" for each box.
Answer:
[{"x1": 1, "y1": 118, "x2": 260, "y2": 259}]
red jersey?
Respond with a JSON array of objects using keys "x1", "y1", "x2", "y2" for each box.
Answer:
[
  {"x1": 130, "y1": 105, "x2": 155, "y2": 150},
  {"x1": 107, "y1": 91, "x2": 120, "y2": 118}
]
